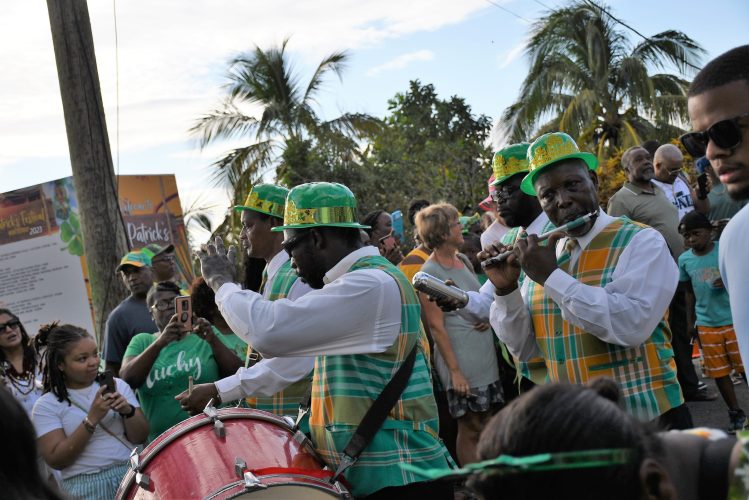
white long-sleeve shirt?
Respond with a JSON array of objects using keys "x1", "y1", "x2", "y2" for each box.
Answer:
[
  {"x1": 459, "y1": 212, "x2": 550, "y2": 323},
  {"x1": 490, "y1": 211, "x2": 678, "y2": 361},
  {"x1": 214, "y1": 250, "x2": 315, "y2": 402},
  {"x1": 216, "y1": 246, "x2": 402, "y2": 362}
]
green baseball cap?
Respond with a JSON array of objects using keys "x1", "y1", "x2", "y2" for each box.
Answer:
[
  {"x1": 234, "y1": 183, "x2": 289, "y2": 219},
  {"x1": 520, "y1": 132, "x2": 598, "y2": 195},
  {"x1": 491, "y1": 143, "x2": 530, "y2": 186},
  {"x1": 140, "y1": 243, "x2": 175, "y2": 261},
  {"x1": 271, "y1": 182, "x2": 370, "y2": 232},
  {"x1": 115, "y1": 250, "x2": 151, "y2": 272}
]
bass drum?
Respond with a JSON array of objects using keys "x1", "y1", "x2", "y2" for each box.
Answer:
[{"x1": 116, "y1": 407, "x2": 349, "y2": 499}]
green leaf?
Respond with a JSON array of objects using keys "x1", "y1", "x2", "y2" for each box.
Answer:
[
  {"x1": 60, "y1": 221, "x2": 73, "y2": 242},
  {"x1": 67, "y1": 236, "x2": 84, "y2": 257}
]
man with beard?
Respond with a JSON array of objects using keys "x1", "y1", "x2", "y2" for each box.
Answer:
[
  {"x1": 683, "y1": 45, "x2": 749, "y2": 369},
  {"x1": 486, "y1": 132, "x2": 688, "y2": 429},
  {"x1": 104, "y1": 250, "x2": 157, "y2": 376},
  {"x1": 196, "y1": 182, "x2": 454, "y2": 499},
  {"x1": 177, "y1": 184, "x2": 314, "y2": 426},
  {"x1": 608, "y1": 147, "x2": 711, "y2": 402}
]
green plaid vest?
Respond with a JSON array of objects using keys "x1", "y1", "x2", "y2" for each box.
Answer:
[
  {"x1": 500, "y1": 221, "x2": 556, "y2": 387},
  {"x1": 309, "y1": 254, "x2": 453, "y2": 497},
  {"x1": 526, "y1": 217, "x2": 683, "y2": 420},
  {"x1": 245, "y1": 260, "x2": 313, "y2": 427}
]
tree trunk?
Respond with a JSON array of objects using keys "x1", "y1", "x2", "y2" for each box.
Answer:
[{"x1": 46, "y1": 0, "x2": 129, "y2": 342}]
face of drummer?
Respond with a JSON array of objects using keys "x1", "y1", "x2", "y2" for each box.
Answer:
[
  {"x1": 239, "y1": 210, "x2": 282, "y2": 261},
  {"x1": 284, "y1": 228, "x2": 326, "y2": 289},
  {"x1": 534, "y1": 159, "x2": 599, "y2": 237},
  {"x1": 57, "y1": 336, "x2": 100, "y2": 389}
]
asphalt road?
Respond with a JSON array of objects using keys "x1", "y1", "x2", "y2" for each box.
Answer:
[{"x1": 687, "y1": 359, "x2": 749, "y2": 431}]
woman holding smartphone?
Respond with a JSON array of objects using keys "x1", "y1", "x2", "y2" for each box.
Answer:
[
  {"x1": 363, "y1": 209, "x2": 404, "y2": 265},
  {"x1": 119, "y1": 281, "x2": 242, "y2": 442},
  {"x1": 31, "y1": 322, "x2": 148, "y2": 500}
]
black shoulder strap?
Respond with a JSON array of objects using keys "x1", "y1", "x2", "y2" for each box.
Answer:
[{"x1": 331, "y1": 343, "x2": 419, "y2": 482}]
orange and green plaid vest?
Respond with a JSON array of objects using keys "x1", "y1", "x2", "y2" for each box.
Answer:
[
  {"x1": 500, "y1": 222, "x2": 556, "y2": 387},
  {"x1": 244, "y1": 260, "x2": 313, "y2": 428},
  {"x1": 526, "y1": 217, "x2": 683, "y2": 420},
  {"x1": 309, "y1": 255, "x2": 453, "y2": 497}
]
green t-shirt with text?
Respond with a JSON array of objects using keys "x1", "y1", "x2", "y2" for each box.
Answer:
[{"x1": 124, "y1": 332, "x2": 232, "y2": 442}]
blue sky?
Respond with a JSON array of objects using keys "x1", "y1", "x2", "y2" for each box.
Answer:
[{"x1": 1, "y1": 0, "x2": 746, "y2": 231}]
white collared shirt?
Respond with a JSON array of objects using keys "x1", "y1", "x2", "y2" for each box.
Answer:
[
  {"x1": 215, "y1": 246, "x2": 402, "y2": 362},
  {"x1": 459, "y1": 212, "x2": 550, "y2": 323},
  {"x1": 490, "y1": 210, "x2": 678, "y2": 360},
  {"x1": 215, "y1": 250, "x2": 315, "y2": 402}
]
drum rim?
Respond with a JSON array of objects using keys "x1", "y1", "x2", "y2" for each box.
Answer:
[
  {"x1": 205, "y1": 474, "x2": 351, "y2": 500},
  {"x1": 117, "y1": 408, "x2": 316, "y2": 498}
]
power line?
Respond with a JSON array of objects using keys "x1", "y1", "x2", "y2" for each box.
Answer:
[{"x1": 483, "y1": 0, "x2": 532, "y2": 23}]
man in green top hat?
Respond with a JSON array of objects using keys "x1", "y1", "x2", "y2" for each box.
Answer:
[
  {"x1": 196, "y1": 182, "x2": 454, "y2": 498},
  {"x1": 177, "y1": 183, "x2": 314, "y2": 423},
  {"x1": 104, "y1": 250, "x2": 157, "y2": 376},
  {"x1": 483, "y1": 132, "x2": 690, "y2": 428}
]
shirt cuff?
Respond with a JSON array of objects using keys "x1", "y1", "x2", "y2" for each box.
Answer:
[
  {"x1": 543, "y1": 268, "x2": 576, "y2": 305},
  {"x1": 214, "y1": 372, "x2": 246, "y2": 403},
  {"x1": 493, "y1": 286, "x2": 525, "y2": 315},
  {"x1": 215, "y1": 282, "x2": 242, "y2": 304}
]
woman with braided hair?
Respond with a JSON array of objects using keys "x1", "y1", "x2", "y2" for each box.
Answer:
[
  {"x1": 0, "y1": 309, "x2": 43, "y2": 417},
  {"x1": 31, "y1": 323, "x2": 148, "y2": 500}
]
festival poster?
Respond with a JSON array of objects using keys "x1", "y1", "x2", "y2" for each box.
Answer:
[{"x1": 0, "y1": 174, "x2": 193, "y2": 338}]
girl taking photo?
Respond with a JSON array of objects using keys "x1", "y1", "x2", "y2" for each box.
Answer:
[{"x1": 31, "y1": 323, "x2": 148, "y2": 500}]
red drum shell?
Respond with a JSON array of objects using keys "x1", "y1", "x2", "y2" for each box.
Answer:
[{"x1": 116, "y1": 407, "x2": 346, "y2": 499}]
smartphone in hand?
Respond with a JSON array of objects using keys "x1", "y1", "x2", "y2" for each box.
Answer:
[
  {"x1": 175, "y1": 296, "x2": 192, "y2": 332},
  {"x1": 97, "y1": 370, "x2": 116, "y2": 394},
  {"x1": 378, "y1": 232, "x2": 397, "y2": 252}
]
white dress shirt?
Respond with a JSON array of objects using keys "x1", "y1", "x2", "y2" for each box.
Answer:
[
  {"x1": 459, "y1": 212, "x2": 550, "y2": 323},
  {"x1": 215, "y1": 250, "x2": 315, "y2": 402},
  {"x1": 216, "y1": 246, "x2": 402, "y2": 363},
  {"x1": 490, "y1": 210, "x2": 678, "y2": 361}
]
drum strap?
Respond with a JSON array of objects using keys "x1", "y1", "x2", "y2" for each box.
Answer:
[
  {"x1": 331, "y1": 344, "x2": 418, "y2": 483},
  {"x1": 296, "y1": 384, "x2": 313, "y2": 429}
]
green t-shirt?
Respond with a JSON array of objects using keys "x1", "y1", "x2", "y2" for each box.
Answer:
[
  {"x1": 211, "y1": 325, "x2": 247, "y2": 361},
  {"x1": 124, "y1": 332, "x2": 232, "y2": 442}
]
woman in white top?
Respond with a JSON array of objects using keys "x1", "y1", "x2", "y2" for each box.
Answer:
[
  {"x1": 31, "y1": 323, "x2": 149, "y2": 500},
  {"x1": 0, "y1": 308, "x2": 44, "y2": 416}
]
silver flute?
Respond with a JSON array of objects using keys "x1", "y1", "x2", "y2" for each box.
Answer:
[
  {"x1": 480, "y1": 211, "x2": 598, "y2": 269},
  {"x1": 412, "y1": 272, "x2": 469, "y2": 308}
]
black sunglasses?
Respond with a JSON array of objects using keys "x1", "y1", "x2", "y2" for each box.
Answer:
[
  {"x1": 680, "y1": 112, "x2": 749, "y2": 158},
  {"x1": 281, "y1": 231, "x2": 311, "y2": 255},
  {"x1": 0, "y1": 319, "x2": 21, "y2": 331}
]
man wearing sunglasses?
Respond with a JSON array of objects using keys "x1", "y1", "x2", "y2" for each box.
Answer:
[{"x1": 684, "y1": 45, "x2": 749, "y2": 375}]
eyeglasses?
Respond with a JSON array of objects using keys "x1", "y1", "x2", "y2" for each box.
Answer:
[
  {"x1": 491, "y1": 184, "x2": 521, "y2": 202},
  {"x1": 281, "y1": 231, "x2": 311, "y2": 255},
  {"x1": 0, "y1": 319, "x2": 21, "y2": 331},
  {"x1": 680, "y1": 112, "x2": 749, "y2": 158},
  {"x1": 151, "y1": 300, "x2": 176, "y2": 312}
]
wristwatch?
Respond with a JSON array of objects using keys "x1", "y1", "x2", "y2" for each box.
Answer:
[{"x1": 122, "y1": 404, "x2": 137, "y2": 419}]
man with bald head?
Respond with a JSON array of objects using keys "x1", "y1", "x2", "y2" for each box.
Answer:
[
  {"x1": 609, "y1": 147, "x2": 709, "y2": 402},
  {"x1": 653, "y1": 144, "x2": 709, "y2": 219}
]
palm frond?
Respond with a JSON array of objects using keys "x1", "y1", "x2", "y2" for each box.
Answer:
[
  {"x1": 209, "y1": 139, "x2": 277, "y2": 189},
  {"x1": 631, "y1": 30, "x2": 705, "y2": 75},
  {"x1": 303, "y1": 51, "x2": 349, "y2": 105},
  {"x1": 190, "y1": 102, "x2": 260, "y2": 149}
]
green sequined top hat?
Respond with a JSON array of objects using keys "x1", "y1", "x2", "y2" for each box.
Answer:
[
  {"x1": 491, "y1": 143, "x2": 531, "y2": 186},
  {"x1": 520, "y1": 132, "x2": 598, "y2": 195},
  {"x1": 271, "y1": 182, "x2": 370, "y2": 232},
  {"x1": 234, "y1": 184, "x2": 289, "y2": 219},
  {"x1": 115, "y1": 250, "x2": 151, "y2": 272}
]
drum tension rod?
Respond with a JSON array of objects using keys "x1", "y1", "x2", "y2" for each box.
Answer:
[
  {"x1": 128, "y1": 447, "x2": 151, "y2": 488},
  {"x1": 204, "y1": 399, "x2": 227, "y2": 438},
  {"x1": 234, "y1": 458, "x2": 246, "y2": 479}
]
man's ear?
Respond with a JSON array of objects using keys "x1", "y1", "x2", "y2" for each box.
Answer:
[
  {"x1": 588, "y1": 169, "x2": 600, "y2": 189},
  {"x1": 639, "y1": 458, "x2": 677, "y2": 500},
  {"x1": 310, "y1": 228, "x2": 326, "y2": 250}
]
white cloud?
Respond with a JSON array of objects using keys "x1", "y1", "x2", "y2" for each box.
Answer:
[
  {"x1": 498, "y1": 40, "x2": 526, "y2": 69},
  {"x1": 366, "y1": 50, "x2": 435, "y2": 76}
]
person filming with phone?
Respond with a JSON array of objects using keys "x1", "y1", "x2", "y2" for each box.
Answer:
[
  {"x1": 31, "y1": 323, "x2": 148, "y2": 499},
  {"x1": 119, "y1": 281, "x2": 242, "y2": 442}
]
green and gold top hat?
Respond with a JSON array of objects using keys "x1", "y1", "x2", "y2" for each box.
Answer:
[
  {"x1": 271, "y1": 182, "x2": 370, "y2": 232},
  {"x1": 491, "y1": 142, "x2": 530, "y2": 186},
  {"x1": 234, "y1": 184, "x2": 289, "y2": 219},
  {"x1": 520, "y1": 132, "x2": 598, "y2": 195}
]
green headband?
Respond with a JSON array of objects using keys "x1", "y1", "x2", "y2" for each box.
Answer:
[{"x1": 400, "y1": 448, "x2": 635, "y2": 481}]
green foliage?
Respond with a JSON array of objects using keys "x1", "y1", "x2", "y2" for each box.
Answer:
[
  {"x1": 59, "y1": 212, "x2": 84, "y2": 256},
  {"x1": 501, "y1": 0, "x2": 705, "y2": 159},
  {"x1": 361, "y1": 80, "x2": 493, "y2": 216}
]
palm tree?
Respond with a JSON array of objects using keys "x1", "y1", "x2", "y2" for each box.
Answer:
[
  {"x1": 191, "y1": 38, "x2": 380, "y2": 206},
  {"x1": 498, "y1": 1, "x2": 704, "y2": 158}
]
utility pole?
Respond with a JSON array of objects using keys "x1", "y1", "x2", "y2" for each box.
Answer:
[{"x1": 46, "y1": 0, "x2": 129, "y2": 342}]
